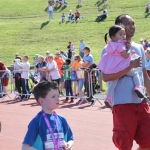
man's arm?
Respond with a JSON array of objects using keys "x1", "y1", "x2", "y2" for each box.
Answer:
[
  {"x1": 102, "y1": 57, "x2": 142, "y2": 82},
  {"x1": 82, "y1": 61, "x2": 89, "y2": 67},
  {"x1": 16, "y1": 61, "x2": 23, "y2": 69},
  {"x1": 143, "y1": 68, "x2": 150, "y2": 97}
]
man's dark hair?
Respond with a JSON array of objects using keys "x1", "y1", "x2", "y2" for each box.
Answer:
[
  {"x1": 65, "y1": 58, "x2": 71, "y2": 65},
  {"x1": 115, "y1": 14, "x2": 129, "y2": 25},
  {"x1": 84, "y1": 46, "x2": 90, "y2": 52},
  {"x1": 33, "y1": 81, "x2": 59, "y2": 102}
]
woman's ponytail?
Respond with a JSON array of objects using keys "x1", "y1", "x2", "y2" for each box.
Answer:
[{"x1": 104, "y1": 33, "x2": 108, "y2": 44}]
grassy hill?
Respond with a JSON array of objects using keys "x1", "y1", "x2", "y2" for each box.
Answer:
[{"x1": 0, "y1": 0, "x2": 150, "y2": 66}]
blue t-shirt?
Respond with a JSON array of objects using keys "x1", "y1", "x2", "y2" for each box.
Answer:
[
  {"x1": 79, "y1": 42, "x2": 86, "y2": 51},
  {"x1": 23, "y1": 112, "x2": 74, "y2": 150},
  {"x1": 101, "y1": 42, "x2": 146, "y2": 106},
  {"x1": 83, "y1": 54, "x2": 93, "y2": 65},
  {"x1": 146, "y1": 59, "x2": 150, "y2": 70}
]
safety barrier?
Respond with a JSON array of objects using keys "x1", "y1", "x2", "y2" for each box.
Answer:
[
  {"x1": 0, "y1": 68, "x2": 104, "y2": 106},
  {"x1": 89, "y1": 69, "x2": 106, "y2": 105}
]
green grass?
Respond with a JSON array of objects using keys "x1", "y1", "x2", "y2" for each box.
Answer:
[{"x1": 0, "y1": 0, "x2": 150, "y2": 90}]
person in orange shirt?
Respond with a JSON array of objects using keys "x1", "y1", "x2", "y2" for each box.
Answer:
[
  {"x1": 71, "y1": 55, "x2": 85, "y2": 104},
  {"x1": 54, "y1": 52, "x2": 65, "y2": 95}
]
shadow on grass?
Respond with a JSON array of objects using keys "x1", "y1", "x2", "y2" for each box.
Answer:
[
  {"x1": 95, "y1": 16, "x2": 107, "y2": 23},
  {"x1": 76, "y1": 5, "x2": 82, "y2": 9},
  {"x1": 145, "y1": 12, "x2": 150, "y2": 18},
  {"x1": 59, "y1": 6, "x2": 67, "y2": 12},
  {"x1": 45, "y1": 7, "x2": 48, "y2": 12},
  {"x1": 95, "y1": 0, "x2": 104, "y2": 7},
  {"x1": 40, "y1": 21, "x2": 49, "y2": 29},
  {"x1": 54, "y1": 5, "x2": 61, "y2": 11}
]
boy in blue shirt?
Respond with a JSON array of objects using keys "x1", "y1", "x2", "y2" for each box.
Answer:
[{"x1": 22, "y1": 81, "x2": 74, "y2": 150}]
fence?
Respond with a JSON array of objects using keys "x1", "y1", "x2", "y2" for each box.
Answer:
[{"x1": 0, "y1": 68, "x2": 105, "y2": 106}]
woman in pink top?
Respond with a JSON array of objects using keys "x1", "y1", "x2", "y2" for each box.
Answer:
[{"x1": 98, "y1": 25, "x2": 144, "y2": 107}]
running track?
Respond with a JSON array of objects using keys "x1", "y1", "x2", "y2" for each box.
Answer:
[{"x1": 0, "y1": 94, "x2": 138, "y2": 150}]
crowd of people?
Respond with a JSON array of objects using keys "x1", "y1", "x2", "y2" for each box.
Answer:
[
  {"x1": 0, "y1": 39, "x2": 102, "y2": 106},
  {"x1": 47, "y1": 0, "x2": 81, "y2": 22}
]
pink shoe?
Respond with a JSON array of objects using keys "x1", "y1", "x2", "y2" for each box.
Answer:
[
  {"x1": 104, "y1": 95, "x2": 112, "y2": 108},
  {"x1": 134, "y1": 85, "x2": 144, "y2": 98}
]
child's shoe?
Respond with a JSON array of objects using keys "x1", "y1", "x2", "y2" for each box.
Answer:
[
  {"x1": 63, "y1": 99, "x2": 68, "y2": 103},
  {"x1": 104, "y1": 95, "x2": 112, "y2": 108},
  {"x1": 69, "y1": 100, "x2": 74, "y2": 103},
  {"x1": 134, "y1": 85, "x2": 144, "y2": 98}
]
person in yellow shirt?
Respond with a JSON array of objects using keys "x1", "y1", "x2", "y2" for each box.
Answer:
[{"x1": 71, "y1": 55, "x2": 86, "y2": 104}]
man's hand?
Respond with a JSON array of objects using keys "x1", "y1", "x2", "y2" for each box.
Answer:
[
  {"x1": 126, "y1": 41, "x2": 131, "y2": 51},
  {"x1": 130, "y1": 57, "x2": 142, "y2": 69}
]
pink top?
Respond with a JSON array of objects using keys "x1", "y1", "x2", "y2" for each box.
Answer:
[{"x1": 98, "y1": 40, "x2": 131, "y2": 74}]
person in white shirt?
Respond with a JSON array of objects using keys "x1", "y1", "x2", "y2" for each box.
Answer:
[
  {"x1": 46, "y1": 54, "x2": 61, "y2": 86},
  {"x1": 17, "y1": 55, "x2": 30, "y2": 100},
  {"x1": 47, "y1": 3, "x2": 54, "y2": 20}
]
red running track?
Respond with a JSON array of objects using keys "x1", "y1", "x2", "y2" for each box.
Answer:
[{"x1": 0, "y1": 94, "x2": 138, "y2": 150}]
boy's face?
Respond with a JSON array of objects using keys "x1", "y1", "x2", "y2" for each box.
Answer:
[{"x1": 41, "y1": 89, "x2": 60, "y2": 111}]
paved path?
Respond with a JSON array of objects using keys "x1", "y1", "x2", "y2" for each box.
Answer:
[{"x1": 0, "y1": 94, "x2": 138, "y2": 150}]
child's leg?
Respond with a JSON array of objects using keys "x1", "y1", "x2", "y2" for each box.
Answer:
[
  {"x1": 64, "y1": 80, "x2": 69, "y2": 101},
  {"x1": 105, "y1": 79, "x2": 118, "y2": 107},
  {"x1": 127, "y1": 70, "x2": 144, "y2": 98},
  {"x1": 68, "y1": 80, "x2": 74, "y2": 102}
]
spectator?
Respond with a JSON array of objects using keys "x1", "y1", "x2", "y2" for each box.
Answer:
[
  {"x1": 47, "y1": 3, "x2": 54, "y2": 20},
  {"x1": 71, "y1": 51, "x2": 76, "y2": 62},
  {"x1": 0, "y1": 62, "x2": 9, "y2": 97},
  {"x1": 59, "y1": 0, "x2": 64, "y2": 6},
  {"x1": 145, "y1": 3, "x2": 150, "y2": 12},
  {"x1": 71, "y1": 55, "x2": 85, "y2": 104},
  {"x1": 54, "y1": 52, "x2": 65, "y2": 95},
  {"x1": 33, "y1": 54, "x2": 38, "y2": 66},
  {"x1": 79, "y1": 39, "x2": 86, "y2": 58},
  {"x1": 67, "y1": 42, "x2": 75, "y2": 59},
  {"x1": 145, "y1": 39, "x2": 150, "y2": 48},
  {"x1": 64, "y1": 0, "x2": 68, "y2": 6},
  {"x1": 75, "y1": 10, "x2": 80, "y2": 22},
  {"x1": 61, "y1": 13, "x2": 66, "y2": 22},
  {"x1": 62, "y1": 59, "x2": 74, "y2": 103},
  {"x1": 78, "y1": 0, "x2": 82, "y2": 6},
  {"x1": 82, "y1": 46, "x2": 94, "y2": 105},
  {"x1": 70, "y1": 56, "x2": 78, "y2": 98},
  {"x1": 35, "y1": 55, "x2": 47, "y2": 82},
  {"x1": 68, "y1": 10, "x2": 74, "y2": 21},
  {"x1": 46, "y1": 54, "x2": 61, "y2": 89},
  {"x1": 45, "y1": 51, "x2": 50, "y2": 62},
  {"x1": 22, "y1": 81, "x2": 74, "y2": 150},
  {"x1": 14, "y1": 56, "x2": 22, "y2": 99},
  {"x1": 101, "y1": 14, "x2": 150, "y2": 150},
  {"x1": 98, "y1": 9, "x2": 108, "y2": 21},
  {"x1": 140, "y1": 38, "x2": 145, "y2": 47},
  {"x1": 145, "y1": 48, "x2": 150, "y2": 70},
  {"x1": 16, "y1": 55, "x2": 30, "y2": 100},
  {"x1": 60, "y1": 51, "x2": 67, "y2": 61},
  {"x1": 0, "y1": 62, "x2": 5, "y2": 98}
]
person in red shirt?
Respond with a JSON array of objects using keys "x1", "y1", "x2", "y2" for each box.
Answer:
[
  {"x1": 75, "y1": 9, "x2": 80, "y2": 21},
  {"x1": 0, "y1": 62, "x2": 9, "y2": 97}
]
